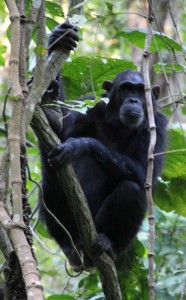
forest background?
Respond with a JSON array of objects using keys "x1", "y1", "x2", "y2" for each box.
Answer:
[{"x1": 0, "y1": 0, "x2": 186, "y2": 299}]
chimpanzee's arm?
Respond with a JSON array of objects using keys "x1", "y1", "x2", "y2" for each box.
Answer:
[
  {"x1": 48, "y1": 137, "x2": 146, "y2": 185},
  {"x1": 41, "y1": 22, "x2": 79, "y2": 136}
]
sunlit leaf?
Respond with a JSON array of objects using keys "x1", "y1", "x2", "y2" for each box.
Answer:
[
  {"x1": 117, "y1": 29, "x2": 182, "y2": 53},
  {"x1": 27, "y1": 148, "x2": 40, "y2": 155},
  {"x1": 154, "y1": 63, "x2": 186, "y2": 74},
  {"x1": 0, "y1": 45, "x2": 7, "y2": 66},
  {"x1": 46, "y1": 1, "x2": 64, "y2": 18}
]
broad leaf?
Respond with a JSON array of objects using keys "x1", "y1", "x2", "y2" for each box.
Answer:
[
  {"x1": 46, "y1": 17, "x2": 59, "y2": 31},
  {"x1": 164, "y1": 130, "x2": 186, "y2": 180},
  {"x1": 46, "y1": 1, "x2": 64, "y2": 18},
  {"x1": 117, "y1": 29, "x2": 182, "y2": 53},
  {"x1": 154, "y1": 63, "x2": 186, "y2": 74},
  {"x1": 62, "y1": 56, "x2": 137, "y2": 99},
  {"x1": 155, "y1": 129, "x2": 186, "y2": 216}
]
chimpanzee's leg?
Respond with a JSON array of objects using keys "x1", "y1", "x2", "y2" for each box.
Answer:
[{"x1": 93, "y1": 180, "x2": 147, "y2": 256}]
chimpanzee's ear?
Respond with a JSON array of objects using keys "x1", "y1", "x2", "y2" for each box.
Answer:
[
  {"x1": 102, "y1": 80, "x2": 113, "y2": 92},
  {"x1": 152, "y1": 85, "x2": 160, "y2": 100}
]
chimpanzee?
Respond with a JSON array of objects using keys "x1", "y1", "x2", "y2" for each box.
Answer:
[{"x1": 39, "y1": 22, "x2": 167, "y2": 271}]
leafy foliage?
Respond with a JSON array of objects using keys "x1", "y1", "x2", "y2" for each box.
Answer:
[
  {"x1": 155, "y1": 209, "x2": 186, "y2": 299},
  {"x1": 116, "y1": 241, "x2": 149, "y2": 300}
]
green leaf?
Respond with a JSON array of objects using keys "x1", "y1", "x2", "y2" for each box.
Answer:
[
  {"x1": 46, "y1": 17, "x2": 59, "y2": 31},
  {"x1": 154, "y1": 207, "x2": 166, "y2": 223},
  {"x1": 155, "y1": 178, "x2": 186, "y2": 216},
  {"x1": 34, "y1": 45, "x2": 47, "y2": 56},
  {"x1": 0, "y1": 45, "x2": 7, "y2": 66},
  {"x1": 6, "y1": 25, "x2": 11, "y2": 41},
  {"x1": 0, "y1": 45, "x2": 6, "y2": 54},
  {"x1": 46, "y1": 1, "x2": 64, "y2": 18},
  {"x1": 36, "y1": 221, "x2": 52, "y2": 239},
  {"x1": 182, "y1": 106, "x2": 186, "y2": 115},
  {"x1": 133, "y1": 239, "x2": 145, "y2": 258},
  {"x1": 62, "y1": 56, "x2": 137, "y2": 99},
  {"x1": 163, "y1": 129, "x2": 186, "y2": 179},
  {"x1": 155, "y1": 129, "x2": 186, "y2": 216},
  {"x1": 0, "y1": 1, "x2": 6, "y2": 21},
  {"x1": 106, "y1": 2, "x2": 113, "y2": 13},
  {"x1": 117, "y1": 29, "x2": 182, "y2": 53},
  {"x1": 47, "y1": 296, "x2": 75, "y2": 300},
  {"x1": 154, "y1": 63, "x2": 186, "y2": 74},
  {"x1": 27, "y1": 147, "x2": 40, "y2": 155},
  {"x1": 116, "y1": 244, "x2": 148, "y2": 300},
  {"x1": 78, "y1": 272, "x2": 102, "y2": 297}
]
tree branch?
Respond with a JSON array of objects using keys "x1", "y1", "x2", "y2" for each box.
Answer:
[
  {"x1": 0, "y1": 202, "x2": 43, "y2": 300},
  {"x1": 3, "y1": 1, "x2": 45, "y2": 298},
  {"x1": 142, "y1": 1, "x2": 156, "y2": 300},
  {"x1": 68, "y1": 0, "x2": 84, "y2": 16},
  {"x1": 5, "y1": 0, "x2": 24, "y2": 223},
  {"x1": 26, "y1": 2, "x2": 41, "y2": 52},
  {"x1": 25, "y1": 0, "x2": 47, "y2": 127},
  {"x1": 31, "y1": 105, "x2": 122, "y2": 300}
]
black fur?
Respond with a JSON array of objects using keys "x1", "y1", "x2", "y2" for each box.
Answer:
[{"x1": 39, "y1": 22, "x2": 167, "y2": 271}]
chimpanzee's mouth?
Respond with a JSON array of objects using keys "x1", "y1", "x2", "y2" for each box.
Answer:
[
  {"x1": 122, "y1": 112, "x2": 141, "y2": 120},
  {"x1": 120, "y1": 112, "x2": 143, "y2": 127},
  {"x1": 128, "y1": 112, "x2": 141, "y2": 118}
]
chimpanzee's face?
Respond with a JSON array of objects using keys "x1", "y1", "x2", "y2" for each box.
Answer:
[{"x1": 117, "y1": 82, "x2": 145, "y2": 128}]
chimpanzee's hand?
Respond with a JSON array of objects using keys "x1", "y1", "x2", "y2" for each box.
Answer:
[
  {"x1": 48, "y1": 21, "x2": 79, "y2": 54},
  {"x1": 91, "y1": 233, "x2": 115, "y2": 259},
  {"x1": 48, "y1": 137, "x2": 90, "y2": 168}
]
